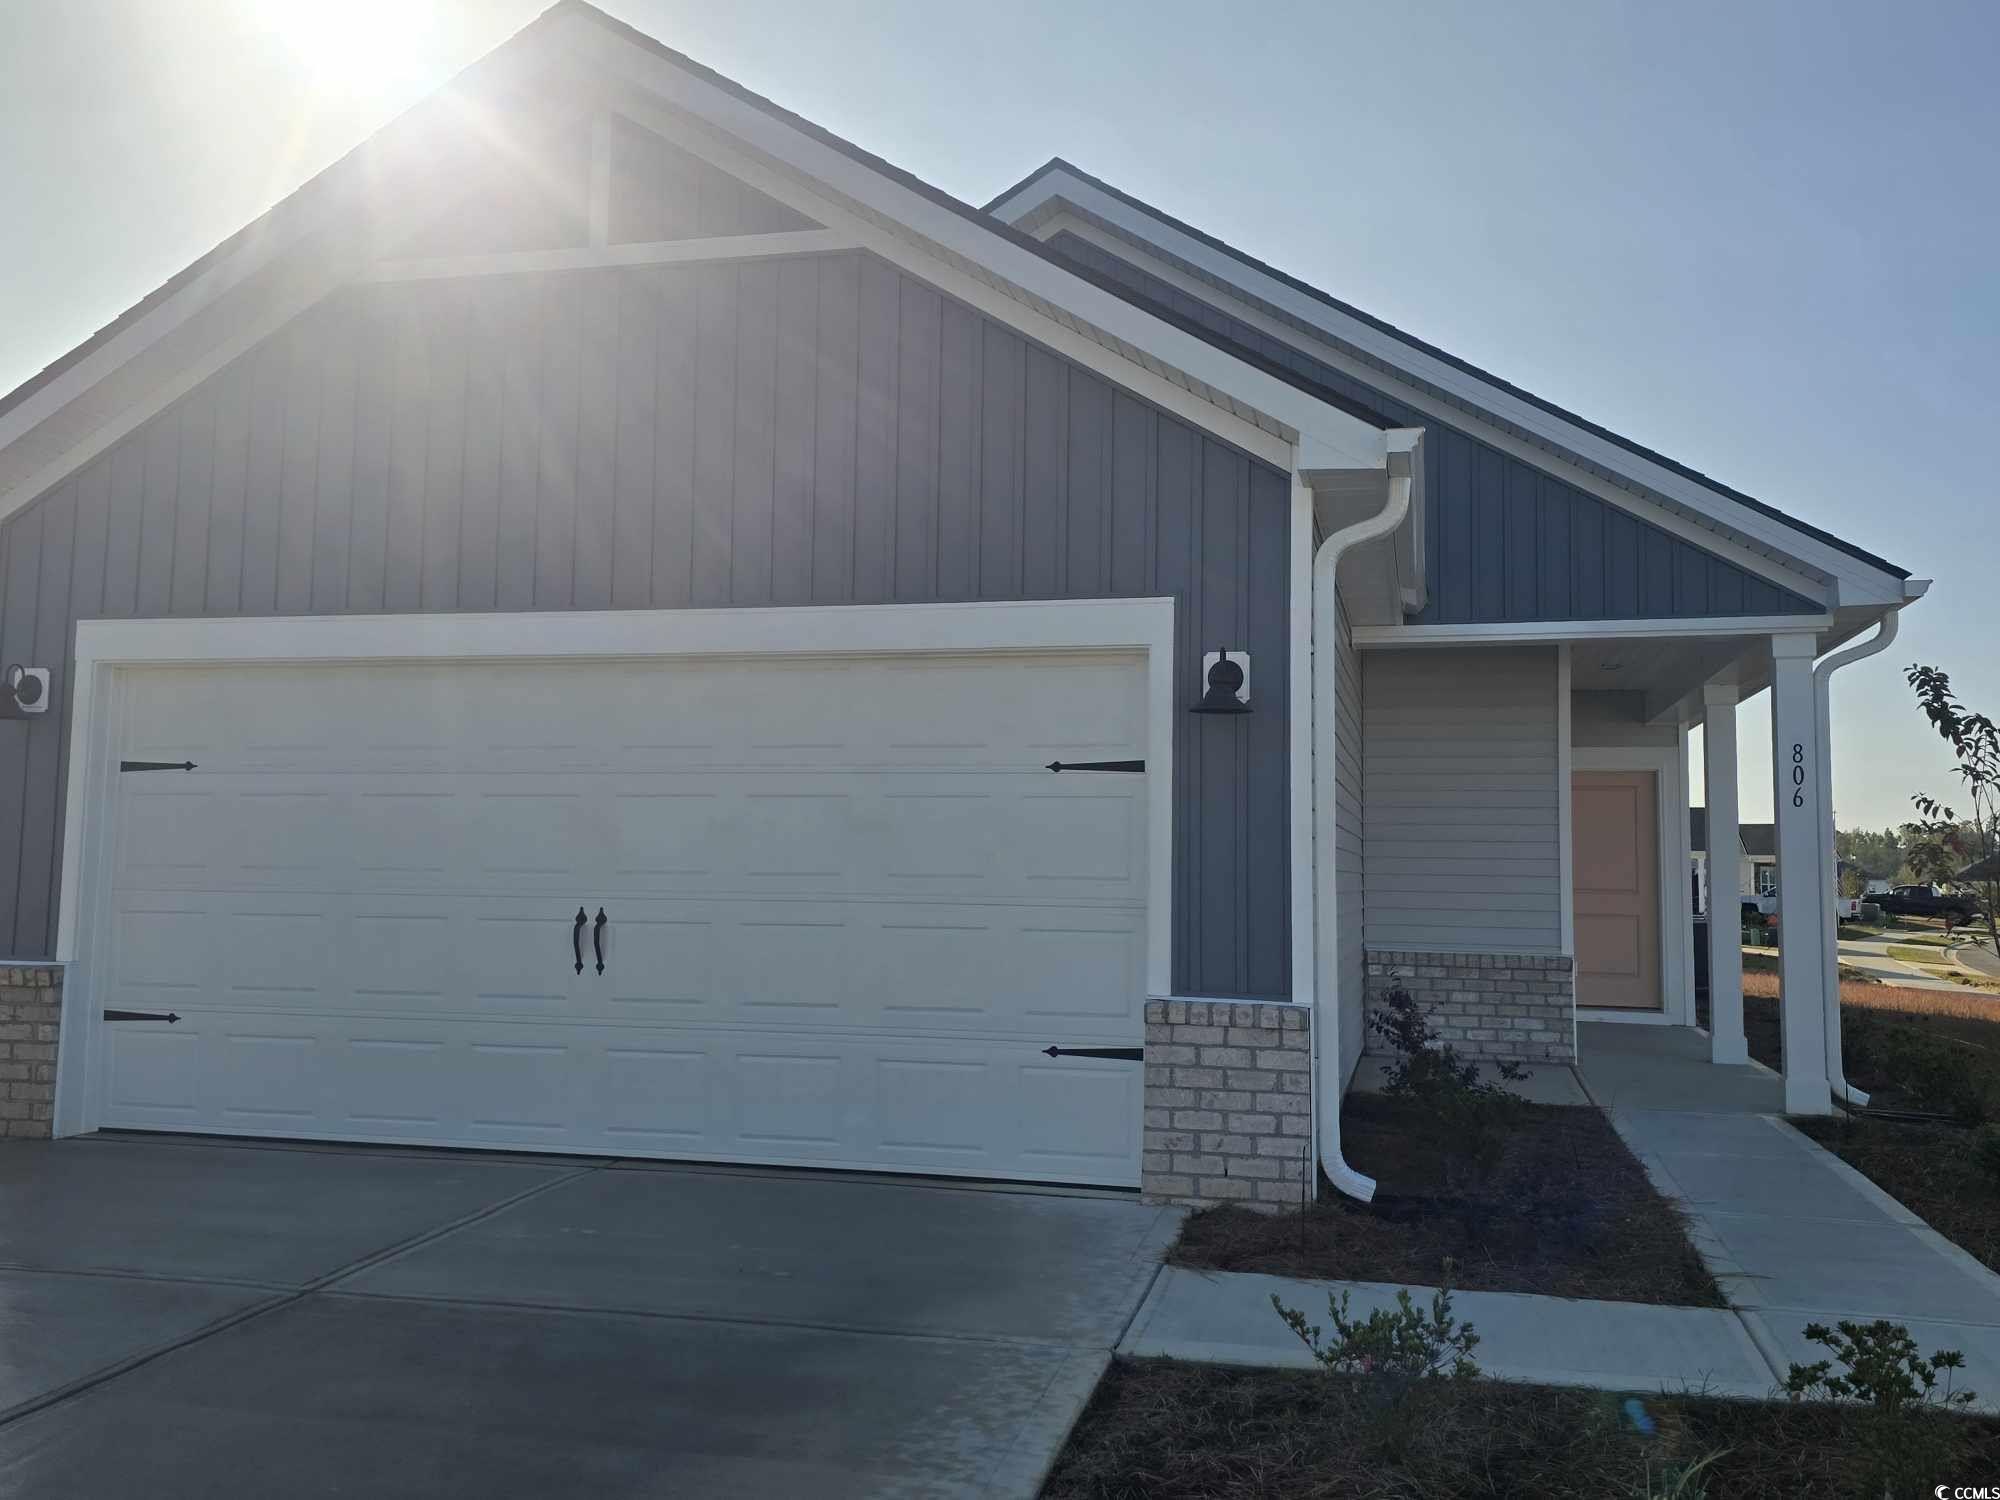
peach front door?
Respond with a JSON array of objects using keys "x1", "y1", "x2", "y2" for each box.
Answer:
[{"x1": 1572, "y1": 771, "x2": 1662, "y2": 1011}]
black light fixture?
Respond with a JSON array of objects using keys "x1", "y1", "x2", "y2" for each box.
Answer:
[{"x1": 1191, "y1": 649, "x2": 1251, "y2": 715}]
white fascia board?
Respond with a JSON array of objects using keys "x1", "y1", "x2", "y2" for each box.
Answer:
[
  {"x1": 550, "y1": 16, "x2": 1390, "y2": 476},
  {"x1": 1000, "y1": 173, "x2": 1908, "y2": 608},
  {"x1": 1352, "y1": 614, "x2": 1834, "y2": 647}
]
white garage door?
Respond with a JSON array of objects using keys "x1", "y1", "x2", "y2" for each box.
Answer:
[{"x1": 93, "y1": 651, "x2": 1148, "y2": 1185}]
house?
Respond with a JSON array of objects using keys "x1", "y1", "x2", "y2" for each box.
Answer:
[
  {"x1": 1689, "y1": 811, "x2": 1778, "y2": 915},
  {"x1": 0, "y1": 2, "x2": 1926, "y2": 1205}
]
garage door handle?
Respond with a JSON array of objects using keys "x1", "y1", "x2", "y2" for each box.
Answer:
[
  {"x1": 572, "y1": 908, "x2": 587, "y2": 974},
  {"x1": 593, "y1": 908, "x2": 607, "y2": 974}
]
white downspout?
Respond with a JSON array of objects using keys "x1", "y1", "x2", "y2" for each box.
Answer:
[
  {"x1": 1814, "y1": 611, "x2": 1899, "y2": 1107},
  {"x1": 1310, "y1": 465, "x2": 1412, "y2": 1202}
]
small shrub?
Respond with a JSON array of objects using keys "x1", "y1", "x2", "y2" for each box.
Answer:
[
  {"x1": 1782, "y1": 1318, "x2": 1973, "y2": 1496},
  {"x1": 1271, "y1": 1271, "x2": 1481, "y2": 1383},
  {"x1": 1272, "y1": 1260, "x2": 1480, "y2": 1458},
  {"x1": 1369, "y1": 979, "x2": 1527, "y2": 1180},
  {"x1": 1368, "y1": 980, "x2": 1527, "y2": 1102}
]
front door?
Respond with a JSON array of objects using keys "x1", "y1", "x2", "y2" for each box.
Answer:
[{"x1": 1572, "y1": 770, "x2": 1662, "y2": 1010}]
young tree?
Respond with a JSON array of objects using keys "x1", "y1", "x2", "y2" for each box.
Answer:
[{"x1": 1906, "y1": 664, "x2": 2000, "y2": 955}]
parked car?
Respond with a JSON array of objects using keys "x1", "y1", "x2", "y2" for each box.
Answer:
[{"x1": 1875, "y1": 884, "x2": 1980, "y2": 923}]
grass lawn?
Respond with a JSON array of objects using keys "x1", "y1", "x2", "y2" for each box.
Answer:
[
  {"x1": 1169, "y1": 1093, "x2": 1722, "y2": 1306},
  {"x1": 1043, "y1": 1358, "x2": 2000, "y2": 1499}
]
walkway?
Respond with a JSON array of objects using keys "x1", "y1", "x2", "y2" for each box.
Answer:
[
  {"x1": 1839, "y1": 933, "x2": 1977, "y2": 992},
  {"x1": 1133, "y1": 1023, "x2": 2000, "y2": 1410}
]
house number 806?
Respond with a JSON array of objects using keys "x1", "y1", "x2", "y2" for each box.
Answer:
[{"x1": 1791, "y1": 742, "x2": 1806, "y2": 807}]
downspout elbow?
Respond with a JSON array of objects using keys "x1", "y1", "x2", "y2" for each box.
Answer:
[{"x1": 1310, "y1": 471, "x2": 1413, "y2": 1203}]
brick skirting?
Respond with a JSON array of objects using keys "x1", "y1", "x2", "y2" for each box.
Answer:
[
  {"x1": 0, "y1": 965, "x2": 62, "y2": 1140},
  {"x1": 1142, "y1": 998, "x2": 1312, "y2": 1212},
  {"x1": 1365, "y1": 950, "x2": 1575, "y2": 1065}
]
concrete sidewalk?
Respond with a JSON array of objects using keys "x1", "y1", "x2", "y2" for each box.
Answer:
[
  {"x1": 1121, "y1": 1267, "x2": 1776, "y2": 1398},
  {"x1": 1615, "y1": 1107, "x2": 2000, "y2": 1411},
  {"x1": 1124, "y1": 1096, "x2": 2000, "y2": 1412}
]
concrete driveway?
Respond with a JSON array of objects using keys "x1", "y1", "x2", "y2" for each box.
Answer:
[{"x1": 0, "y1": 1136, "x2": 1177, "y2": 1498}]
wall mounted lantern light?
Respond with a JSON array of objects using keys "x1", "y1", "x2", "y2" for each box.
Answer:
[
  {"x1": 1, "y1": 665, "x2": 48, "y2": 718},
  {"x1": 1191, "y1": 649, "x2": 1250, "y2": 715}
]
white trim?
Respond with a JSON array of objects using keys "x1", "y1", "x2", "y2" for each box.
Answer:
[
  {"x1": 1700, "y1": 680, "x2": 1748, "y2": 1065},
  {"x1": 1769, "y1": 632, "x2": 1833, "y2": 1113},
  {"x1": 992, "y1": 178, "x2": 1907, "y2": 607},
  {"x1": 1557, "y1": 644, "x2": 1574, "y2": 956},
  {"x1": 1353, "y1": 615, "x2": 1833, "y2": 648},
  {"x1": 1571, "y1": 744, "x2": 1695, "y2": 1028},
  {"x1": 54, "y1": 599, "x2": 1179, "y2": 1137},
  {"x1": 1288, "y1": 474, "x2": 1316, "y2": 1018},
  {"x1": 360, "y1": 228, "x2": 858, "y2": 283},
  {"x1": 554, "y1": 19, "x2": 1390, "y2": 474}
]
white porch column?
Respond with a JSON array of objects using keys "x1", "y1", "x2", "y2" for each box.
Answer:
[
  {"x1": 1702, "y1": 682, "x2": 1747, "y2": 1064},
  {"x1": 1770, "y1": 634, "x2": 1832, "y2": 1114}
]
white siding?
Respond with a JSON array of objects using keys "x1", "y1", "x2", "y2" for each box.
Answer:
[
  {"x1": 1362, "y1": 646, "x2": 1562, "y2": 953},
  {"x1": 1334, "y1": 603, "x2": 1367, "y2": 1080}
]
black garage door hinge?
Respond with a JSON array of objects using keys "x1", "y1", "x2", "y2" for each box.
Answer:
[
  {"x1": 103, "y1": 1009, "x2": 180, "y2": 1023},
  {"x1": 1041, "y1": 1045, "x2": 1143, "y2": 1061},
  {"x1": 1044, "y1": 760, "x2": 1144, "y2": 774},
  {"x1": 120, "y1": 760, "x2": 196, "y2": 773}
]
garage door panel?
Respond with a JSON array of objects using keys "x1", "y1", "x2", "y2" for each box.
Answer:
[
  {"x1": 210, "y1": 1030, "x2": 324, "y2": 1130},
  {"x1": 722, "y1": 915, "x2": 854, "y2": 1015},
  {"x1": 591, "y1": 1045, "x2": 710, "y2": 1145},
  {"x1": 1012, "y1": 1060, "x2": 1142, "y2": 1178},
  {"x1": 599, "y1": 917, "x2": 714, "y2": 1011},
  {"x1": 340, "y1": 1035, "x2": 449, "y2": 1133},
  {"x1": 219, "y1": 908, "x2": 334, "y2": 1002},
  {"x1": 347, "y1": 909, "x2": 456, "y2": 1005},
  {"x1": 93, "y1": 649, "x2": 1148, "y2": 1185}
]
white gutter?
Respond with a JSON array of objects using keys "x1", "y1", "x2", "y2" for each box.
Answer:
[
  {"x1": 1309, "y1": 452, "x2": 1415, "y2": 1202},
  {"x1": 1814, "y1": 610, "x2": 1900, "y2": 1107}
]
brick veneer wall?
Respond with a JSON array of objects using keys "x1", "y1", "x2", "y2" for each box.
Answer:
[
  {"x1": 1365, "y1": 951, "x2": 1575, "y2": 1065},
  {"x1": 0, "y1": 965, "x2": 62, "y2": 1139},
  {"x1": 1142, "y1": 998, "x2": 1312, "y2": 1211}
]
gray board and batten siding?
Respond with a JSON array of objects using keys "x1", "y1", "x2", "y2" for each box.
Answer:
[
  {"x1": 1045, "y1": 232, "x2": 1822, "y2": 625},
  {"x1": 0, "y1": 248, "x2": 1298, "y2": 999}
]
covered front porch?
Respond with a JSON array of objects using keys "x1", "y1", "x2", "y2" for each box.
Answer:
[{"x1": 1350, "y1": 608, "x2": 1908, "y2": 1120}]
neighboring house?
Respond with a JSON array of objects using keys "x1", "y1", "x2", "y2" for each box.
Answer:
[
  {"x1": 1689, "y1": 811, "x2": 1777, "y2": 916},
  {"x1": 0, "y1": 2, "x2": 1927, "y2": 1199}
]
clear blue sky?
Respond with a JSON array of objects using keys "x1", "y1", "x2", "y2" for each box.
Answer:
[{"x1": 1, "y1": 0, "x2": 1992, "y2": 831}]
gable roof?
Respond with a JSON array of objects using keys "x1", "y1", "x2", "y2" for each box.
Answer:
[
  {"x1": 0, "y1": 1, "x2": 1407, "y2": 521},
  {"x1": 986, "y1": 157, "x2": 1915, "y2": 597}
]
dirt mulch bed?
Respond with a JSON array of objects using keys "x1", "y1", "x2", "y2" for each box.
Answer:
[
  {"x1": 1796, "y1": 1115, "x2": 2000, "y2": 1275},
  {"x1": 1042, "y1": 1358, "x2": 2000, "y2": 1500},
  {"x1": 1169, "y1": 1093, "x2": 1722, "y2": 1307}
]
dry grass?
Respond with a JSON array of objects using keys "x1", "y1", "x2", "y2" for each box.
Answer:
[
  {"x1": 1169, "y1": 1094, "x2": 1721, "y2": 1307},
  {"x1": 1743, "y1": 969, "x2": 2000, "y2": 1024},
  {"x1": 1043, "y1": 1358, "x2": 2000, "y2": 1500}
]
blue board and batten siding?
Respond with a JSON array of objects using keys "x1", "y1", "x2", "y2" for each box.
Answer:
[
  {"x1": 0, "y1": 250, "x2": 1293, "y2": 996},
  {"x1": 1046, "y1": 232, "x2": 1821, "y2": 623}
]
